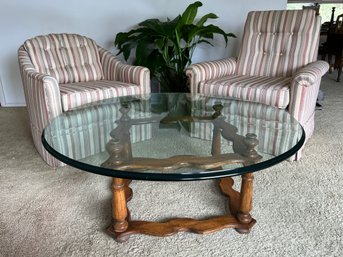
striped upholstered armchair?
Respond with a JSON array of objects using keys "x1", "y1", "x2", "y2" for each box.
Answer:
[
  {"x1": 18, "y1": 33, "x2": 150, "y2": 166},
  {"x1": 186, "y1": 10, "x2": 329, "y2": 160}
]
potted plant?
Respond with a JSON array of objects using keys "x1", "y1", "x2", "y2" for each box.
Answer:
[{"x1": 114, "y1": 1, "x2": 236, "y2": 92}]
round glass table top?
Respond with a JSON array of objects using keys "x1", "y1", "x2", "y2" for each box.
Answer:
[{"x1": 42, "y1": 93, "x2": 305, "y2": 181}]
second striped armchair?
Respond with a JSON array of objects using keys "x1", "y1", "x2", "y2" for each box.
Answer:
[
  {"x1": 186, "y1": 10, "x2": 329, "y2": 160},
  {"x1": 18, "y1": 33, "x2": 151, "y2": 167}
]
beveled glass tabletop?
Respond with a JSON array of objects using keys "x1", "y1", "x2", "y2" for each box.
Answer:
[{"x1": 42, "y1": 93, "x2": 305, "y2": 181}]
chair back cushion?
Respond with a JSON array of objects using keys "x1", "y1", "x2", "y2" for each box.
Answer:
[
  {"x1": 23, "y1": 33, "x2": 104, "y2": 83},
  {"x1": 236, "y1": 10, "x2": 321, "y2": 77}
]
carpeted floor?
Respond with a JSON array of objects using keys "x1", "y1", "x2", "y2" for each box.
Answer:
[{"x1": 0, "y1": 71, "x2": 342, "y2": 257}]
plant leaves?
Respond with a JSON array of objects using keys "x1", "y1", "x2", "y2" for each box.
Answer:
[
  {"x1": 176, "y1": 1, "x2": 202, "y2": 30},
  {"x1": 114, "y1": 1, "x2": 237, "y2": 92},
  {"x1": 196, "y1": 13, "x2": 218, "y2": 27}
]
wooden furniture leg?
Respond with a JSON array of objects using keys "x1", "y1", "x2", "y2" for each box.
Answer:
[
  {"x1": 108, "y1": 172, "x2": 257, "y2": 243},
  {"x1": 107, "y1": 177, "x2": 132, "y2": 242},
  {"x1": 337, "y1": 53, "x2": 343, "y2": 82},
  {"x1": 328, "y1": 54, "x2": 333, "y2": 73},
  {"x1": 218, "y1": 174, "x2": 256, "y2": 234},
  {"x1": 236, "y1": 173, "x2": 254, "y2": 233},
  {"x1": 103, "y1": 103, "x2": 259, "y2": 242},
  {"x1": 211, "y1": 120, "x2": 221, "y2": 156}
]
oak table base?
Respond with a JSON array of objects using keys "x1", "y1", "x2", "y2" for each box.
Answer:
[
  {"x1": 104, "y1": 103, "x2": 259, "y2": 242},
  {"x1": 107, "y1": 174, "x2": 256, "y2": 242}
]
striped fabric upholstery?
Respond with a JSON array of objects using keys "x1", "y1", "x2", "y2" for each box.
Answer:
[
  {"x1": 99, "y1": 47, "x2": 151, "y2": 95},
  {"x1": 236, "y1": 10, "x2": 321, "y2": 77},
  {"x1": 18, "y1": 33, "x2": 151, "y2": 167},
  {"x1": 47, "y1": 100, "x2": 152, "y2": 162},
  {"x1": 185, "y1": 10, "x2": 330, "y2": 160},
  {"x1": 190, "y1": 97, "x2": 301, "y2": 157},
  {"x1": 23, "y1": 34, "x2": 104, "y2": 83},
  {"x1": 186, "y1": 58, "x2": 237, "y2": 94},
  {"x1": 18, "y1": 46, "x2": 63, "y2": 166},
  {"x1": 59, "y1": 80, "x2": 143, "y2": 112},
  {"x1": 199, "y1": 75, "x2": 291, "y2": 108},
  {"x1": 288, "y1": 61, "x2": 329, "y2": 127}
]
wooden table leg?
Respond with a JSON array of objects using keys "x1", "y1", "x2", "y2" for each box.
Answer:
[
  {"x1": 337, "y1": 54, "x2": 342, "y2": 82},
  {"x1": 107, "y1": 177, "x2": 130, "y2": 242},
  {"x1": 328, "y1": 54, "x2": 333, "y2": 73},
  {"x1": 218, "y1": 175, "x2": 256, "y2": 235},
  {"x1": 236, "y1": 172, "x2": 254, "y2": 233}
]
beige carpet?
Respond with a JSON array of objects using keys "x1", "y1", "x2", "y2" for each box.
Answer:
[{"x1": 0, "y1": 71, "x2": 342, "y2": 257}]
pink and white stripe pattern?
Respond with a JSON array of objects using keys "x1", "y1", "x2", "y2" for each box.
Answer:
[
  {"x1": 59, "y1": 80, "x2": 142, "y2": 112},
  {"x1": 191, "y1": 98, "x2": 302, "y2": 158},
  {"x1": 288, "y1": 60, "x2": 329, "y2": 152},
  {"x1": 18, "y1": 33, "x2": 151, "y2": 167},
  {"x1": 186, "y1": 57, "x2": 237, "y2": 94},
  {"x1": 99, "y1": 47, "x2": 150, "y2": 95},
  {"x1": 23, "y1": 34, "x2": 104, "y2": 83},
  {"x1": 236, "y1": 10, "x2": 321, "y2": 77},
  {"x1": 47, "y1": 101, "x2": 153, "y2": 162},
  {"x1": 186, "y1": 10, "x2": 329, "y2": 160},
  {"x1": 198, "y1": 75, "x2": 291, "y2": 108}
]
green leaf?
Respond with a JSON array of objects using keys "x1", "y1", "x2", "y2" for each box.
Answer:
[
  {"x1": 176, "y1": 1, "x2": 202, "y2": 30},
  {"x1": 138, "y1": 19, "x2": 162, "y2": 30},
  {"x1": 227, "y1": 32, "x2": 237, "y2": 38},
  {"x1": 196, "y1": 13, "x2": 218, "y2": 27},
  {"x1": 122, "y1": 44, "x2": 135, "y2": 60},
  {"x1": 135, "y1": 41, "x2": 154, "y2": 64},
  {"x1": 113, "y1": 1, "x2": 236, "y2": 92}
]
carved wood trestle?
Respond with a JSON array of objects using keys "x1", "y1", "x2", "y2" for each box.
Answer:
[{"x1": 102, "y1": 102, "x2": 262, "y2": 242}]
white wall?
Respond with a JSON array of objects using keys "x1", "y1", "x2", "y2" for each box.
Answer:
[{"x1": 0, "y1": 0, "x2": 286, "y2": 106}]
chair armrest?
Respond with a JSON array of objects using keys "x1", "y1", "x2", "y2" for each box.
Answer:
[
  {"x1": 99, "y1": 47, "x2": 151, "y2": 95},
  {"x1": 288, "y1": 60, "x2": 329, "y2": 125},
  {"x1": 292, "y1": 60, "x2": 329, "y2": 86},
  {"x1": 186, "y1": 58, "x2": 237, "y2": 94},
  {"x1": 18, "y1": 46, "x2": 62, "y2": 130}
]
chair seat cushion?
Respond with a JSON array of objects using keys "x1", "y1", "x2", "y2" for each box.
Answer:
[
  {"x1": 190, "y1": 97, "x2": 300, "y2": 157},
  {"x1": 48, "y1": 100, "x2": 152, "y2": 160},
  {"x1": 60, "y1": 80, "x2": 142, "y2": 111},
  {"x1": 199, "y1": 75, "x2": 291, "y2": 109}
]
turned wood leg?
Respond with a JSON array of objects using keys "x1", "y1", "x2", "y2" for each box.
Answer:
[
  {"x1": 112, "y1": 178, "x2": 129, "y2": 233},
  {"x1": 211, "y1": 103, "x2": 223, "y2": 156},
  {"x1": 236, "y1": 173, "x2": 254, "y2": 233},
  {"x1": 211, "y1": 126, "x2": 221, "y2": 156},
  {"x1": 337, "y1": 57, "x2": 342, "y2": 82},
  {"x1": 328, "y1": 54, "x2": 333, "y2": 73}
]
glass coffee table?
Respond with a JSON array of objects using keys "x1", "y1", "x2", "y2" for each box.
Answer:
[{"x1": 42, "y1": 93, "x2": 304, "y2": 242}]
